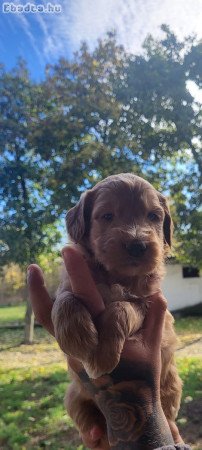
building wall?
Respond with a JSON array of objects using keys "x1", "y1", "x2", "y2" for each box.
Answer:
[{"x1": 162, "y1": 264, "x2": 202, "y2": 311}]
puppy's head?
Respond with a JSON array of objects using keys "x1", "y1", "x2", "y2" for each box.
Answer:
[{"x1": 67, "y1": 173, "x2": 173, "y2": 278}]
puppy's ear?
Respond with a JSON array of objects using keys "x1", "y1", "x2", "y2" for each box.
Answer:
[
  {"x1": 66, "y1": 190, "x2": 93, "y2": 243},
  {"x1": 158, "y1": 194, "x2": 173, "y2": 247}
]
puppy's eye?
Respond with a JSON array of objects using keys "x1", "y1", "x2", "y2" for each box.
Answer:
[
  {"x1": 102, "y1": 213, "x2": 113, "y2": 221},
  {"x1": 148, "y1": 212, "x2": 159, "y2": 222}
]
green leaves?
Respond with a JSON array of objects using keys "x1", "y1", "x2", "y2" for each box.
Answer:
[
  {"x1": 0, "y1": 28, "x2": 201, "y2": 268},
  {"x1": 0, "y1": 61, "x2": 61, "y2": 268}
]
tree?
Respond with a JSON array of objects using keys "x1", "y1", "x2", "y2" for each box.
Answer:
[
  {"x1": 31, "y1": 35, "x2": 135, "y2": 214},
  {"x1": 33, "y1": 29, "x2": 201, "y2": 266},
  {"x1": 0, "y1": 263, "x2": 25, "y2": 305},
  {"x1": 1, "y1": 24, "x2": 201, "y2": 331},
  {"x1": 0, "y1": 61, "x2": 61, "y2": 342},
  {"x1": 115, "y1": 25, "x2": 201, "y2": 266}
]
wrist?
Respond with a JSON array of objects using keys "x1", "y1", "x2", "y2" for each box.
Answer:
[
  {"x1": 78, "y1": 362, "x2": 174, "y2": 449},
  {"x1": 135, "y1": 400, "x2": 174, "y2": 450}
]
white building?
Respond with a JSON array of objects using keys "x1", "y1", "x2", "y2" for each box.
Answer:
[{"x1": 162, "y1": 264, "x2": 202, "y2": 311}]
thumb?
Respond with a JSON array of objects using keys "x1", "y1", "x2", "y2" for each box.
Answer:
[{"x1": 27, "y1": 264, "x2": 54, "y2": 336}]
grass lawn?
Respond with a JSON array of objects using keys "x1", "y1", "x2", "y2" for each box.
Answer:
[
  {"x1": 0, "y1": 303, "x2": 26, "y2": 326},
  {"x1": 0, "y1": 304, "x2": 202, "y2": 450},
  {"x1": 0, "y1": 326, "x2": 83, "y2": 450},
  {"x1": 175, "y1": 316, "x2": 202, "y2": 346}
]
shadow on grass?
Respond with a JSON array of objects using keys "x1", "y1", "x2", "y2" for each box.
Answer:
[
  {"x1": 0, "y1": 367, "x2": 83, "y2": 450},
  {"x1": 0, "y1": 327, "x2": 55, "y2": 352}
]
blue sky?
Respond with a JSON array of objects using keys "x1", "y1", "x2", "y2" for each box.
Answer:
[{"x1": 0, "y1": 0, "x2": 202, "y2": 81}]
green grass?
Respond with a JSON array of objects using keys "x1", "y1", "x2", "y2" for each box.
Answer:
[
  {"x1": 1, "y1": 303, "x2": 201, "y2": 332},
  {"x1": 1, "y1": 303, "x2": 201, "y2": 331},
  {"x1": 0, "y1": 326, "x2": 56, "y2": 351},
  {"x1": 0, "y1": 352, "x2": 201, "y2": 450},
  {"x1": 0, "y1": 303, "x2": 26, "y2": 326},
  {"x1": 0, "y1": 364, "x2": 84, "y2": 450},
  {"x1": 177, "y1": 357, "x2": 202, "y2": 400},
  {"x1": 174, "y1": 316, "x2": 202, "y2": 335},
  {"x1": 0, "y1": 305, "x2": 201, "y2": 449},
  {"x1": 0, "y1": 305, "x2": 85, "y2": 450}
]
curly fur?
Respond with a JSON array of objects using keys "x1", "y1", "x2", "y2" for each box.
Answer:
[{"x1": 51, "y1": 173, "x2": 182, "y2": 446}]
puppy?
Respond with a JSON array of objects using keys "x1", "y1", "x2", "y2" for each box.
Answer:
[{"x1": 52, "y1": 173, "x2": 182, "y2": 445}]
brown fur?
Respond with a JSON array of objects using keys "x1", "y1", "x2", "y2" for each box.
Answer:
[{"x1": 51, "y1": 173, "x2": 182, "y2": 446}]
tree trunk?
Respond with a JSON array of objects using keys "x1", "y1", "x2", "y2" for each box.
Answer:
[
  {"x1": 18, "y1": 162, "x2": 35, "y2": 344},
  {"x1": 24, "y1": 296, "x2": 35, "y2": 344}
]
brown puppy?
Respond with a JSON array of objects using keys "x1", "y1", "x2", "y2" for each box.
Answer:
[{"x1": 52, "y1": 173, "x2": 182, "y2": 445}]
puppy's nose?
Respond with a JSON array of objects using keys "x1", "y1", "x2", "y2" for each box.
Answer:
[{"x1": 126, "y1": 241, "x2": 147, "y2": 258}]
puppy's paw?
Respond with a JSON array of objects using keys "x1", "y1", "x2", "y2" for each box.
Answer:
[
  {"x1": 84, "y1": 302, "x2": 130, "y2": 378},
  {"x1": 51, "y1": 292, "x2": 98, "y2": 360},
  {"x1": 84, "y1": 361, "x2": 119, "y2": 379},
  {"x1": 84, "y1": 348, "x2": 121, "y2": 379}
]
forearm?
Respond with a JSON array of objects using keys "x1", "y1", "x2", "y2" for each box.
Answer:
[
  {"x1": 155, "y1": 447, "x2": 191, "y2": 450},
  {"x1": 96, "y1": 382, "x2": 174, "y2": 449},
  {"x1": 78, "y1": 360, "x2": 174, "y2": 450},
  {"x1": 107, "y1": 404, "x2": 173, "y2": 449}
]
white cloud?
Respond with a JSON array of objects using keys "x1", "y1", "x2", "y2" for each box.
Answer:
[
  {"x1": 10, "y1": 0, "x2": 45, "y2": 66},
  {"x1": 14, "y1": 0, "x2": 202, "y2": 61},
  {"x1": 41, "y1": 0, "x2": 202, "y2": 57},
  {"x1": 16, "y1": 14, "x2": 44, "y2": 65}
]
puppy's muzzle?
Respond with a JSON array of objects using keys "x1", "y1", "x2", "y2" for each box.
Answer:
[{"x1": 125, "y1": 240, "x2": 147, "y2": 258}]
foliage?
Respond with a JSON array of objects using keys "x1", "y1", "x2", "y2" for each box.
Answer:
[
  {"x1": 0, "y1": 27, "x2": 201, "y2": 272},
  {"x1": 33, "y1": 29, "x2": 201, "y2": 266},
  {"x1": 115, "y1": 28, "x2": 202, "y2": 266},
  {"x1": 0, "y1": 60, "x2": 61, "y2": 339},
  {"x1": 0, "y1": 61, "x2": 61, "y2": 269},
  {"x1": 37, "y1": 253, "x2": 62, "y2": 297},
  {"x1": 3, "y1": 264, "x2": 24, "y2": 291},
  {"x1": 0, "y1": 256, "x2": 60, "y2": 307},
  {"x1": 0, "y1": 264, "x2": 25, "y2": 303}
]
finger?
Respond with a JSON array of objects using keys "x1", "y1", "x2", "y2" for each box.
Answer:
[
  {"x1": 27, "y1": 264, "x2": 55, "y2": 336},
  {"x1": 62, "y1": 246, "x2": 105, "y2": 318},
  {"x1": 142, "y1": 291, "x2": 167, "y2": 348}
]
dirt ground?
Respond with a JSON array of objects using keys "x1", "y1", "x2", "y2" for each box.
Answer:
[{"x1": 177, "y1": 337, "x2": 202, "y2": 357}]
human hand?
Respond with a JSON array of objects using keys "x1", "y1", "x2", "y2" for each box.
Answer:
[
  {"x1": 62, "y1": 247, "x2": 175, "y2": 449},
  {"x1": 27, "y1": 254, "x2": 107, "y2": 449},
  {"x1": 28, "y1": 246, "x2": 174, "y2": 449}
]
